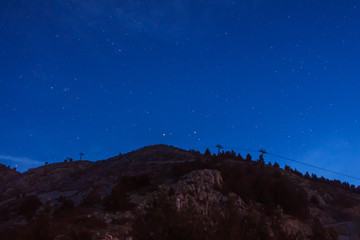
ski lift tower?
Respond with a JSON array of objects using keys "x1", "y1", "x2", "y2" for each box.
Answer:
[
  {"x1": 258, "y1": 149, "x2": 267, "y2": 157},
  {"x1": 215, "y1": 144, "x2": 223, "y2": 156}
]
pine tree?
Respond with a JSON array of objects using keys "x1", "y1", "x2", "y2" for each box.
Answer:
[
  {"x1": 257, "y1": 154, "x2": 265, "y2": 166},
  {"x1": 204, "y1": 148, "x2": 211, "y2": 156}
]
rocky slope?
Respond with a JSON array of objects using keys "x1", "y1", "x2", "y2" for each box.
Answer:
[{"x1": 0, "y1": 145, "x2": 359, "y2": 240}]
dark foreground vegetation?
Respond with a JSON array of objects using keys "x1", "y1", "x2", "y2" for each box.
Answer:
[
  {"x1": 133, "y1": 192, "x2": 338, "y2": 240},
  {"x1": 1, "y1": 145, "x2": 357, "y2": 239}
]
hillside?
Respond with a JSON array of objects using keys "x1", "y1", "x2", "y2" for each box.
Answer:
[{"x1": 0, "y1": 145, "x2": 359, "y2": 240}]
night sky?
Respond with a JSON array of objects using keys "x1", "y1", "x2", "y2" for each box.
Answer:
[{"x1": 1, "y1": 1, "x2": 360, "y2": 184}]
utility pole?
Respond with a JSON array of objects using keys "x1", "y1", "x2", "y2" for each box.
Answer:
[
  {"x1": 257, "y1": 149, "x2": 267, "y2": 166},
  {"x1": 258, "y1": 149, "x2": 267, "y2": 157},
  {"x1": 215, "y1": 144, "x2": 223, "y2": 156}
]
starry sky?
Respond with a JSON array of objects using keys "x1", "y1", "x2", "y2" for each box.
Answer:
[{"x1": 1, "y1": 0, "x2": 360, "y2": 184}]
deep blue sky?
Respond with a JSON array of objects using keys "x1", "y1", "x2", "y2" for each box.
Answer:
[{"x1": 1, "y1": 0, "x2": 360, "y2": 184}]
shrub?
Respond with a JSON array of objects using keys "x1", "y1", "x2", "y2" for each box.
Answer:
[
  {"x1": 103, "y1": 184, "x2": 135, "y2": 212},
  {"x1": 103, "y1": 175, "x2": 150, "y2": 211},
  {"x1": 310, "y1": 195, "x2": 319, "y2": 206},
  {"x1": 133, "y1": 192, "x2": 299, "y2": 240},
  {"x1": 133, "y1": 193, "x2": 213, "y2": 240},
  {"x1": 0, "y1": 205, "x2": 11, "y2": 221},
  {"x1": 54, "y1": 196, "x2": 74, "y2": 217},
  {"x1": 18, "y1": 195, "x2": 42, "y2": 220},
  {"x1": 82, "y1": 188, "x2": 102, "y2": 206},
  {"x1": 220, "y1": 164, "x2": 309, "y2": 219},
  {"x1": 311, "y1": 218, "x2": 338, "y2": 240}
]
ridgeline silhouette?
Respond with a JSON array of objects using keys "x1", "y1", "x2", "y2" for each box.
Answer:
[{"x1": 0, "y1": 144, "x2": 359, "y2": 239}]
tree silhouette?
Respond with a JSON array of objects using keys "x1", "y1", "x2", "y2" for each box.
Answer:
[
  {"x1": 237, "y1": 153, "x2": 244, "y2": 161},
  {"x1": 79, "y1": 153, "x2": 84, "y2": 160},
  {"x1": 257, "y1": 154, "x2": 265, "y2": 166},
  {"x1": 204, "y1": 148, "x2": 211, "y2": 156},
  {"x1": 311, "y1": 173, "x2": 318, "y2": 180}
]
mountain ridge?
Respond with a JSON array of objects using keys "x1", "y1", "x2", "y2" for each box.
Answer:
[{"x1": 0, "y1": 144, "x2": 359, "y2": 239}]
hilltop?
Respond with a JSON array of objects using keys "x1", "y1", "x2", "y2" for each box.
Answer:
[{"x1": 0, "y1": 144, "x2": 359, "y2": 240}]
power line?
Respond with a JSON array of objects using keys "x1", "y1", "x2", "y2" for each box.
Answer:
[
  {"x1": 266, "y1": 152, "x2": 360, "y2": 181},
  {"x1": 219, "y1": 145, "x2": 360, "y2": 182},
  {"x1": 222, "y1": 145, "x2": 259, "y2": 153}
]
